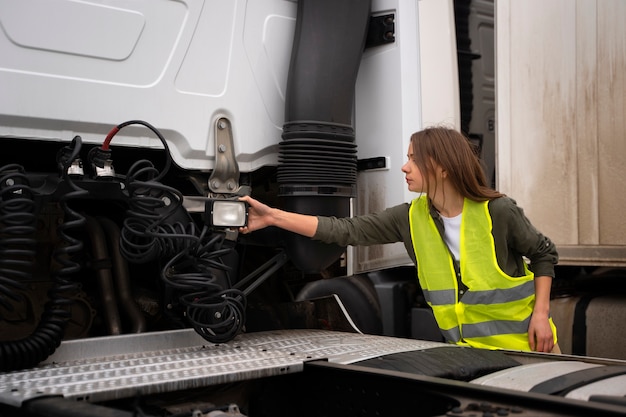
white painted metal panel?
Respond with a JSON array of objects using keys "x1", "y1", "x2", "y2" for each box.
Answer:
[
  {"x1": 353, "y1": 0, "x2": 460, "y2": 273},
  {"x1": 0, "y1": 0, "x2": 297, "y2": 172},
  {"x1": 496, "y1": 0, "x2": 626, "y2": 265},
  {"x1": 0, "y1": 0, "x2": 455, "y2": 274}
]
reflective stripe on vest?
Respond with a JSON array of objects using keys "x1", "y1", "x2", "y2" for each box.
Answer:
[
  {"x1": 409, "y1": 195, "x2": 555, "y2": 351},
  {"x1": 424, "y1": 280, "x2": 535, "y2": 306}
]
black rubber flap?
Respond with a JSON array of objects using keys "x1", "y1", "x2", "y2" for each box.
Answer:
[{"x1": 355, "y1": 346, "x2": 521, "y2": 381}]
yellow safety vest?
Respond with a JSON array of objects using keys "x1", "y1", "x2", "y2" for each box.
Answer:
[{"x1": 409, "y1": 195, "x2": 556, "y2": 351}]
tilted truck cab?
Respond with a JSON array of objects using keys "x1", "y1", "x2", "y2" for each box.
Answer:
[{"x1": 1, "y1": 0, "x2": 626, "y2": 416}]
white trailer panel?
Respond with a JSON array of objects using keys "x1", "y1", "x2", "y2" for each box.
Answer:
[{"x1": 496, "y1": 0, "x2": 626, "y2": 266}]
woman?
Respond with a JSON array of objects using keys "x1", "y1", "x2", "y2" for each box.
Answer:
[{"x1": 239, "y1": 126, "x2": 558, "y2": 353}]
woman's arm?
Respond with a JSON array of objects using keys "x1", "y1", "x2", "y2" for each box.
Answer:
[
  {"x1": 239, "y1": 196, "x2": 411, "y2": 251},
  {"x1": 528, "y1": 275, "x2": 555, "y2": 352},
  {"x1": 494, "y1": 198, "x2": 558, "y2": 352},
  {"x1": 503, "y1": 198, "x2": 559, "y2": 277},
  {"x1": 238, "y1": 195, "x2": 318, "y2": 237}
]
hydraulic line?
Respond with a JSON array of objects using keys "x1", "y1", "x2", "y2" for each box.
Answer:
[
  {"x1": 98, "y1": 217, "x2": 146, "y2": 333},
  {"x1": 85, "y1": 216, "x2": 122, "y2": 335}
]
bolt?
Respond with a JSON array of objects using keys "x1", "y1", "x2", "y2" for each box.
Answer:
[
  {"x1": 5, "y1": 178, "x2": 14, "y2": 186},
  {"x1": 218, "y1": 144, "x2": 226, "y2": 153},
  {"x1": 211, "y1": 180, "x2": 220, "y2": 189},
  {"x1": 218, "y1": 120, "x2": 226, "y2": 130},
  {"x1": 227, "y1": 182, "x2": 235, "y2": 190},
  {"x1": 214, "y1": 311, "x2": 222, "y2": 319}
]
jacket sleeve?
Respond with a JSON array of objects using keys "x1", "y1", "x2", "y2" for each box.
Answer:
[
  {"x1": 313, "y1": 203, "x2": 410, "y2": 247},
  {"x1": 495, "y1": 197, "x2": 559, "y2": 278}
]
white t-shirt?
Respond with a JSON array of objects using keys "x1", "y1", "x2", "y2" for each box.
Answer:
[{"x1": 441, "y1": 213, "x2": 462, "y2": 260}]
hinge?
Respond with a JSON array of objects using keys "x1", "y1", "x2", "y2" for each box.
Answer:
[{"x1": 208, "y1": 117, "x2": 241, "y2": 195}]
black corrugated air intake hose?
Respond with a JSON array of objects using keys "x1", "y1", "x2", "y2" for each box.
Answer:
[
  {"x1": 0, "y1": 137, "x2": 86, "y2": 371},
  {"x1": 278, "y1": 0, "x2": 371, "y2": 273}
]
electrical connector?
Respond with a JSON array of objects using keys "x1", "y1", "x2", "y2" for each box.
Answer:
[
  {"x1": 67, "y1": 158, "x2": 85, "y2": 178},
  {"x1": 88, "y1": 147, "x2": 115, "y2": 179}
]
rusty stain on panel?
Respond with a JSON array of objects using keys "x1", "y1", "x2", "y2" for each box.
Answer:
[
  {"x1": 506, "y1": 0, "x2": 578, "y2": 244},
  {"x1": 498, "y1": 0, "x2": 626, "y2": 265},
  {"x1": 596, "y1": 0, "x2": 626, "y2": 246},
  {"x1": 574, "y1": 0, "x2": 599, "y2": 246}
]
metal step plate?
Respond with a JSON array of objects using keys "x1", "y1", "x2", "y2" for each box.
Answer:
[{"x1": 0, "y1": 329, "x2": 446, "y2": 407}]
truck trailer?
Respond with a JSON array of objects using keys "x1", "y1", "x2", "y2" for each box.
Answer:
[{"x1": 1, "y1": 0, "x2": 626, "y2": 415}]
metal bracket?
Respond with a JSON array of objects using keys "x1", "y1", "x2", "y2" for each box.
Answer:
[
  {"x1": 365, "y1": 14, "x2": 395, "y2": 49},
  {"x1": 208, "y1": 117, "x2": 240, "y2": 194}
]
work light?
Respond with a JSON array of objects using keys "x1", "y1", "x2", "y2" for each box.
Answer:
[{"x1": 207, "y1": 200, "x2": 248, "y2": 228}]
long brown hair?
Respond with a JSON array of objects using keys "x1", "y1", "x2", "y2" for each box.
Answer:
[{"x1": 411, "y1": 126, "x2": 503, "y2": 201}]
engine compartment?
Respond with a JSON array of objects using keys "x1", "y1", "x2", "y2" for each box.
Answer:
[{"x1": 0, "y1": 128, "x2": 266, "y2": 370}]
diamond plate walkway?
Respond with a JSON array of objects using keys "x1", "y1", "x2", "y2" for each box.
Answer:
[{"x1": 0, "y1": 329, "x2": 446, "y2": 407}]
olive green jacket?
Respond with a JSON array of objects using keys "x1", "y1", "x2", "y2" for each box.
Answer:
[{"x1": 313, "y1": 196, "x2": 558, "y2": 278}]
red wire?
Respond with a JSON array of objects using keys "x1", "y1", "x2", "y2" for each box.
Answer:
[{"x1": 101, "y1": 126, "x2": 120, "y2": 150}]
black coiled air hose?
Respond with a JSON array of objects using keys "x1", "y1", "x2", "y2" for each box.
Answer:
[
  {"x1": 119, "y1": 159, "x2": 199, "y2": 263},
  {"x1": 0, "y1": 164, "x2": 34, "y2": 311},
  {"x1": 0, "y1": 136, "x2": 86, "y2": 371},
  {"x1": 112, "y1": 121, "x2": 245, "y2": 343},
  {"x1": 162, "y1": 229, "x2": 246, "y2": 344},
  {"x1": 121, "y1": 160, "x2": 245, "y2": 343}
]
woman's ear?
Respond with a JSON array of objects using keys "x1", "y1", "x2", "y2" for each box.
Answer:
[{"x1": 434, "y1": 163, "x2": 447, "y2": 179}]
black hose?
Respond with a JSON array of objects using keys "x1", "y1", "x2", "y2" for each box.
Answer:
[
  {"x1": 0, "y1": 164, "x2": 34, "y2": 310},
  {"x1": 119, "y1": 148, "x2": 245, "y2": 343},
  {"x1": 162, "y1": 230, "x2": 245, "y2": 344},
  {"x1": 278, "y1": 0, "x2": 371, "y2": 273},
  {"x1": 85, "y1": 216, "x2": 122, "y2": 335},
  {"x1": 98, "y1": 217, "x2": 146, "y2": 333},
  {"x1": 0, "y1": 164, "x2": 37, "y2": 371},
  {"x1": 120, "y1": 159, "x2": 198, "y2": 263},
  {"x1": 0, "y1": 136, "x2": 86, "y2": 371}
]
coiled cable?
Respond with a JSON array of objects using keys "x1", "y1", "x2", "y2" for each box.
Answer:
[
  {"x1": 0, "y1": 163, "x2": 46, "y2": 371},
  {"x1": 162, "y1": 229, "x2": 245, "y2": 343},
  {"x1": 108, "y1": 121, "x2": 245, "y2": 343},
  {"x1": 0, "y1": 164, "x2": 34, "y2": 311},
  {"x1": 0, "y1": 136, "x2": 86, "y2": 371},
  {"x1": 119, "y1": 159, "x2": 190, "y2": 263},
  {"x1": 121, "y1": 160, "x2": 245, "y2": 342},
  {"x1": 52, "y1": 135, "x2": 88, "y2": 315}
]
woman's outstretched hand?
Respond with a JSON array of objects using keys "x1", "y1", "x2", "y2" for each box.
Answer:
[
  {"x1": 238, "y1": 195, "x2": 274, "y2": 234},
  {"x1": 238, "y1": 195, "x2": 318, "y2": 237}
]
